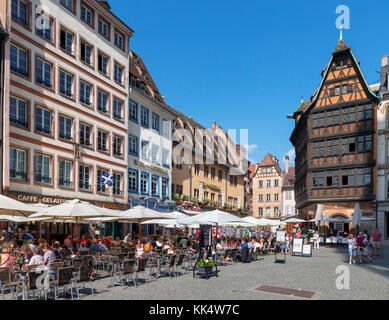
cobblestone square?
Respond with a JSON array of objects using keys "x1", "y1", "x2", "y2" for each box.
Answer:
[{"x1": 80, "y1": 246, "x2": 389, "y2": 300}]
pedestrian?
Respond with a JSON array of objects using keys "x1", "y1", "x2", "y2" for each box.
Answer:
[
  {"x1": 347, "y1": 234, "x2": 356, "y2": 264},
  {"x1": 312, "y1": 231, "x2": 320, "y2": 250},
  {"x1": 372, "y1": 228, "x2": 382, "y2": 257}
]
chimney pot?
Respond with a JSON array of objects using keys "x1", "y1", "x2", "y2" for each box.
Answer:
[
  {"x1": 382, "y1": 56, "x2": 388, "y2": 67},
  {"x1": 285, "y1": 155, "x2": 290, "y2": 173}
]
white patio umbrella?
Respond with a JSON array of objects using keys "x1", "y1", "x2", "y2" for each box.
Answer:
[
  {"x1": 192, "y1": 210, "x2": 245, "y2": 225},
  {"x1": 284, "y1": 218, "x2": 306, "y2": 224},
  {"x1": 258, "y1": 218, "x2": 284, "y2": 226},
  {"x1": 315, "y1": 204, "x2": 324, "y2": 227},
  {"x1": 0, "y1": 194, "x2": 37, "y2": 217},
  {"x1": 103, "y1": 205, "x2": 173, "y2": 238},
  {"x1": 224, "y1": 221, "x2": 255, "y2": 227},
  {"x1": 29, "y1": 199, "x2": 121, "y2": 239},
  {"x1": 29, "y1": 199, "x2": 120, "y2": 221},
  {"x1": 352, "y1": 203, "x2": 362, "y2": 229},
  {"x1": 242, "y1": 216, "x2": 264, "y2": 226}
]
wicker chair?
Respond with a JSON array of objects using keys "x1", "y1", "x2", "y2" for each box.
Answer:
[
  {"x1": 0, "y1": 267, "x2": 19, "y2": 300},
  {"x1": 52, "y1": 267, "x2": 75, "y2": 300},
  {"x1": 74, "y1": 265, "x2": 94, "y2": 299}
]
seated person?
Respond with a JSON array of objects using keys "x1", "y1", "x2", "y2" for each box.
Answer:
[
  {"x1": 77, "y1": 242, "x2": 90, "y2": 255},
  {"x1": 144, "y1": 240, "x2": 154, "y2": 252},
  {"x1": 136, "y1": 240, "x2": 144, "y2": 258},
  {"x1": 28, "y1": 247, "x2": 43, "y2": 266},
  {"x1": 0, "y1": 244, "x2": 16, "y2": 268},
  {"x1": 190, "y1": 240, "x2": 200, "y2": 253},
  {"x1": 179, "y1": 237, "x2": 188, "y2": 247},
  {"x1": 42, "y1": 244, "x2": 56, "y2": 266}
]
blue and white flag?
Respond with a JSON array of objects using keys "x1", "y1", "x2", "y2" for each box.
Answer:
[{"x1": 99, "y1": 173, "x2": 115, "y2": 187}]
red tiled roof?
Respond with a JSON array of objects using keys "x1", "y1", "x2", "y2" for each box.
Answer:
[{"x1": 258, "y1": 153, "x2": 282, "y2": 176}]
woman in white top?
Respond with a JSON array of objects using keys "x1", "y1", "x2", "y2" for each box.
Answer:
[
  {"x1": 312, "y1": 231, "x2": 320, "y2": 250},
  {"x1": 136, "y1": 240, "x2": 144, "y2": 258},
  {"x1": 28, "y1": 248, "x2": 43, "y2": 266}
]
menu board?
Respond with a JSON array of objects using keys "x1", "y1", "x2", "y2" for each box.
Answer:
[
  {"x1": 276, "y1": 230, "x2": 286, "y2": 242},
  {"x1": 292, "y1": 238, "x2": 304, "y2": 255},
  {"x1": 302, "y1": 244, "x2": 312, "y2": 257},
  {"x1": 199, "y1": 225, "x2": 212, "y2": 249}
]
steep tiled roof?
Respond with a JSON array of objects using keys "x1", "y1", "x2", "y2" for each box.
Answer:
[
  {"x1": 258, "y1": 153, "x2": 282, "y2": 176},
  {"x1": 333, "y1": 38, "x2": 350, "y2": 54},
  {"x1": 282, "y1": 167, "x2": 295, "y2": 187},
  {"x1": 129, "y1": 50, "x2": 165, "y2": 104}
]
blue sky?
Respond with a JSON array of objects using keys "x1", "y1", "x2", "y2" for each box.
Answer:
[{"x1": 110, "y1": 0, "x2": 388, "y2": 168}]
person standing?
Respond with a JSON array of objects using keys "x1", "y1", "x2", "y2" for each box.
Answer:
[
  {"x1": 347, "y1": 234, "x2": 357, "y2": 264},
  {"x1": 312, "y1": 231, "x2": 320, "y2": 250},
  {"x1": 372, "y1": 228, "x2": 382, "y2": 257}
]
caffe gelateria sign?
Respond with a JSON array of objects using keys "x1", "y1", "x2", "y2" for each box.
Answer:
[
  {"x1": 12, "y1": 193, "x2": 127, "y2": 210},
  {"x1": 17, "y1": 194, "x2": 67, "y2": 205}
]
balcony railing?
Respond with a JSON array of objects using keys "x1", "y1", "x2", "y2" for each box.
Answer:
[
  {"x1": 10, "y1": 117, "x2": 27, "y2": 127},
  {"x1": 35, "y1": 175, "x2": 51, "y2": 184},
  {"x1": 79, "y1": 182, "x2": 91, "y2": 191},
  {"x1": 59, "y1": 133, "x2": 72, "y2": 141},
  {"x1": 10, "y1": 169, "x2": 27, "y2": 181},
  {"x1": 59, "y1": 180, "x2": 73, "y2": 188}
]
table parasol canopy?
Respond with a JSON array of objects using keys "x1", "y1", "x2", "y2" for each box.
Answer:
[
  {"x1": 0, "y1": 194, "x2": 38, "y2": 217},
  {"x1": 29, "y1": 199, "x2": 120, "y2": 222}
]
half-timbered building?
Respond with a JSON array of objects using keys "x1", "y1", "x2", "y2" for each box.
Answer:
[{"x1": 290, "y1": 37, "x2": 379, "y2": 235}]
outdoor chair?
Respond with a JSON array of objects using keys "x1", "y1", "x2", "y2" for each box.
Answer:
[
  {"x1": 134, "y1": 258, "x2": 148, "y2": 286},
  {"x1": 52, "y1": 267, "x2": 75, "y2": 300},
  {"x1": 147, "y1": 255, "x2": 160, "y2": 280},
  {"x1": 0, "y1": 267, "x2": 19, "y2": 300},
  {"x1": 174, "y1": 254, "x2": 185, "y2": 277},
  {"x1": 22, "y1": 270, "x2": 49, "y2": 300},
  {"x1": 72, "y1": 258, "x2": 83, "y2": 272},
  {"x1": 233, "y1": 250, "x2": 242, "y2": 262},
  {"x1": 163, "y1": 255, "x2": 176, "y2": 278},
  {"x1": 49, "y1": 262, "x2": 64, "y2": 273},
  {"x1": 74, "y1": 265, "x2": 94, "y2": 299},
  {"x1": 81, "y1": 255, "x2": 94, "y2": 267},
  {"x1": 118, "y1": 260, "x2": 136, "y2": 287}
]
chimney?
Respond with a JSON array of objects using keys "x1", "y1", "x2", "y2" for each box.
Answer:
[
  {"x1": 285, "y1": 155, "x2": 290, "y2": 173},
  {"x1": 382, "y1": 56, "x2": 388, "y2": 67}
]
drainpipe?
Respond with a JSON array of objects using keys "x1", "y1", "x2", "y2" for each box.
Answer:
[
  {"x1": 377, "y1": 101, "x2": 389, "y2": 229},
  {"x1": 0, "y1": 28, "x2": 9, "y2": 194}
]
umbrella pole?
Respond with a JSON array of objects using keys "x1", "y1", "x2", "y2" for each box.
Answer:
[
  {"x1": 138, "y1": 220, "x2": 142, "y2": 240},
  {"x1": 39, "y1": 222, "x2": 42, "y2": 241}
]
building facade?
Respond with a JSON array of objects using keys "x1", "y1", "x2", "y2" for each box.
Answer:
[
  {"x1": 377, "y1": 55, "x2": 389, "y2": 244},
  {"x1": 290, "y1": 37, "x2": 378, "y2": 235},
  {"x1": 128, "y1": 50, "x2": 174, "y2": 205},
  {"x1": 4, "y1": 0, "x2": 133, "y2": 217},
  {"x1": 171, "y1": 119, "x2": 245, "y2": 211},
  {"x1": 251, "y1": 153, "x2": 283, "y2": 218},
  {"x1": 281, "y1": 155, "x2": 296, "y2": 217}
]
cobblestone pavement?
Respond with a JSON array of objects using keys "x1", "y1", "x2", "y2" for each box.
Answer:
[
  {"x1": 80, "y1": 246, "x2": 389, "y2": 300},
  {"x1": 4, "y1": 246, "x2": 388, "y2": 300}
]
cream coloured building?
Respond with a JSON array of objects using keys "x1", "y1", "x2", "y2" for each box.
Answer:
[
  {"x1": 251, "y1": 153, "x2": 283, "y2": 218},
  {"x1": 3, "y1": 0, "x2": 133, "y2": 213}
]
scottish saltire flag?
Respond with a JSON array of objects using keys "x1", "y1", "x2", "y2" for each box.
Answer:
[{"x1": 99, "y1": 173, "x2": 115, "y2": 187}]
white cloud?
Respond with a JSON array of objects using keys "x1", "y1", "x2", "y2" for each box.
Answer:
[
  {"x1": 283, "y1": 149, "x2": 296, "y2": 164},
  {"x1": 247, "y1": 144, "x2": 258, "y2": 153}
]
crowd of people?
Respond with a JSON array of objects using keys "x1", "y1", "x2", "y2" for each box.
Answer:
[
  {"x1": 0, "y1": 225, "x2": 384, "y2": 271},
  {"x1": 346, "y1": 228, "x2": 383, "y2": 264}
]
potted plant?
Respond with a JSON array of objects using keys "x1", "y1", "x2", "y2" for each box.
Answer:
[{"x1": 197, "y1": 259, "x2": 215, "y2": 274}]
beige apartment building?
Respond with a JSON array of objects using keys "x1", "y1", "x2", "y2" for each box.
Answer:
[
  {"x1": 2, "y1": 0, "x2": 133, "y2": 220},
  {"x1": 251, "y1": 153, "x2": 283, "y2": 218},
  {"x1": 172, "y1": 120, "x2": 245, "y2": 209}
]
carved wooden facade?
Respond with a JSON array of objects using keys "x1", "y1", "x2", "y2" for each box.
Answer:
[{"x1": 290, "y1": 39, "x2": 378, "y2": 220}]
